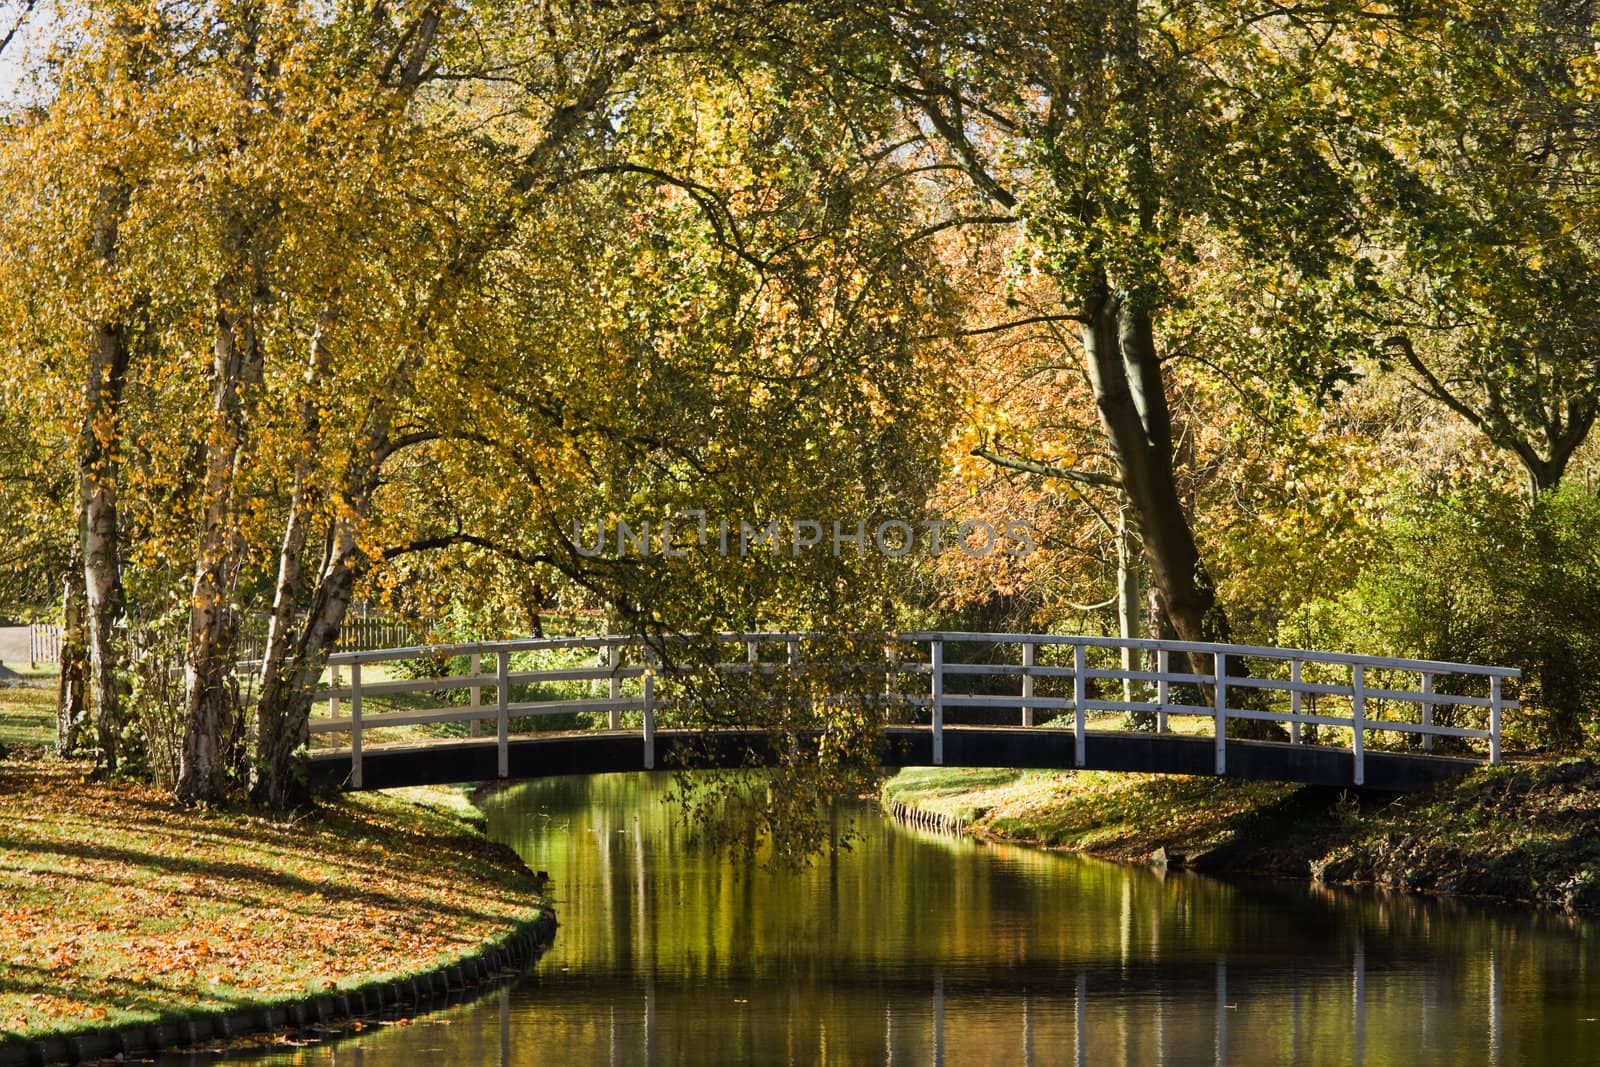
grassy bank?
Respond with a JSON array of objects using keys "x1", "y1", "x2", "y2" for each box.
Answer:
[
  {"x1": 0, "y1": 669, "x2": 55, "y2": 752},
  {"x1": 0, "y1": 754, "x2": 547, "y2": 1044},
  {"x1": 883, "y1": 760, "x2": 1600, "y2": 914}
]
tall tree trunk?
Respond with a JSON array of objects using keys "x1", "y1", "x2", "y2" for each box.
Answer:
[
  {"x1": 254, "y1": 322, "x2": 333, "y2": 806},
  {"x1": 1081, "y1": 286, "x2": 1285, "y2": 737},
  {"x1": 255, "y1": 523, "x2": 364, "y2": 808},
  {"x1": 80, "y1": 184, "x2": 133, "y2": 774},
  {"x1": 255, "y1": 331, "x2": 409, "y2": 808},
  {"x1": 56, "y1": 549, "x2": 90, "y2": 754},
  {"x1": 177, "y1": 301, "x2": 258, "y2": 803},
  {"x1": 1081, "y1": 284, "x2": 1225, "y2": 648}
]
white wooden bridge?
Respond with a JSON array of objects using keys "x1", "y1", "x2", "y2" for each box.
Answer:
[{"x1": 303, "y1": 632, "x2": 1519, "y2": 793}]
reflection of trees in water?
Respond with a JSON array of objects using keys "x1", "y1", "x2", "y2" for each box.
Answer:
[{"x1": 266, "y1": 773, "x2": 1598, "y2": 1067}]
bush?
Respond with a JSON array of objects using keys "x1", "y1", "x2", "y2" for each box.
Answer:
[{"x1": 1280, "y1": 483, "x2": 1600, "y2": 750}]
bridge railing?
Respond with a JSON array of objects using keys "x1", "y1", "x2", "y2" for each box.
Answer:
[{"x1": 308, "y1": 632, "x2": 1519, "y2": 788}]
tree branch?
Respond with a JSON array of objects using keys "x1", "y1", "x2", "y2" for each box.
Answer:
[{"x1": 972, "y1": 447, "x2": 1122, "y2": 488}]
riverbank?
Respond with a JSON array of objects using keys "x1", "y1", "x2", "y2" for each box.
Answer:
[
  {"x1": 882, "y1": 759, "x2": 1600, "y2": 914},
  {"x1": 0, "y1": 755, "x2": 553, "y2": 1059}
]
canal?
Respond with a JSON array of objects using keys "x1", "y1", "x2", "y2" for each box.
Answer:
[{"x1": 217, "y1": 772, "x2": 1600, "y2": 1065}]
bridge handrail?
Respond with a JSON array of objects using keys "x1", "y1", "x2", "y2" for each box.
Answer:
[
  {"x1": 326, "y1": 629, "x2": 1521, "y2": 680},
  {"x1": 310, "y1": 630, "x2": 1518, "y2": 790},
  {"x1": 894, "y1": 632, "x2": 1522, "y2": 679}
]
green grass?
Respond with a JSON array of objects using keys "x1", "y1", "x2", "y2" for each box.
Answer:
[
  {"x1": 380, "y1": 783, "x2": 488, "y2": 830},
  {"x1": 0, "y1": 671, "x2": 56, "y2": 750},
  {"x1": 881, "y1": 768, "x2": 1025, "y2": 823},
  {"x1": 883, "y1": 766, "x2": 1298, "y2": 855}
]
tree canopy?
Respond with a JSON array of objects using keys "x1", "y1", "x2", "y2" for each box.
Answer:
[{"x1": 2, "y1": 0, "x2": 1598, "y2": 841}]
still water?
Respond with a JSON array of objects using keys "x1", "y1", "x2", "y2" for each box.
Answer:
[{"x1": 224, "y1": 772, "x2": 1600, "y2": 1065}]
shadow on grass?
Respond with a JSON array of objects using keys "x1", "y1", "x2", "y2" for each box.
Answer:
[{"x1": 0, "y1": 835, "x2": 525, "y2": 928}]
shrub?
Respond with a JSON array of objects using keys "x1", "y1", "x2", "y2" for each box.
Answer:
[{"x1": 1280, "y1": 483, "x2": 1600, "y2": 750}]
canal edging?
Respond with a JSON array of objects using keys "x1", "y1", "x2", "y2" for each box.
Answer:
[{"x1": 0, "y1": 907, "x2": 557, "y2": 1067}]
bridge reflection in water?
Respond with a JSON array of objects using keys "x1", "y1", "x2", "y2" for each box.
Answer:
[
  {"x1": 224, "y1": 773, "x2": 1598, "y2": 1067},
  {"x1": 363, "y1": 948, "x2": 1505, "y2": 1067}
]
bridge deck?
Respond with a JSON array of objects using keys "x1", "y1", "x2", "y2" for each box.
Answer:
[{"x1": 306, "y1": 725, "x2": 1481, "y2": 793}]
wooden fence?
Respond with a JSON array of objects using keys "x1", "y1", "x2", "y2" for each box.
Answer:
[{"x1": 26, "y1": 613, "x2": 421, "y2": 667}]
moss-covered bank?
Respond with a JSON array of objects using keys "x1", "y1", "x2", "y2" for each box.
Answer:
[
  {"x1": 0, "y1": 757, "x2": 553, "y2": 1060},
  {"x1": 882, "y1": 760, "x2": 1600, "y2": 914}
]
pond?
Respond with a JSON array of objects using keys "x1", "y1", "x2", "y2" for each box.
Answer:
[{"x1": 207, "y1": 772, "x2": 1600, "y2": 1065}]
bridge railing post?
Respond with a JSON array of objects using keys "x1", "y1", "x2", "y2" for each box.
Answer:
[
  {"x1": 1420, "y1": 671, "x2": 1434, "y2": 752},
  {"x1": 469, "y1": 651, "x2": 481, "y2": 738},
  {"x1": 931, "y1": 638, "x2": 944, "y2": 766},
  {"x1": 350, "y1": 662, "x2": 363, "y2": 789},
  {"x1": 1290, "y1": 658, "x2": 1302, "y2": 744},
  {"x1": 1489, "y1": 675, "x2": 1503, "y2": 765},
  {"x1": 1156, "y1": 648, "x2": 1169, "y2": 733},
  {"x1": 643, "y1": 645, "x2": 657, "y2": 771},
  {"x1": 496, "y1": 650, "x2": 510, "y2": 779},
  {"x1": 1073, "y1": 643, "x2": 1086, "y2": 767},
  {"x1": 1351, "y1": 663, "x2": 1366, "y2": 786},
  {"x1": 885, "y1": 640, "x2": 900, "y2": 711},
  {"x1": 608, "y1": 643, "x2": 622, "y2": 730},
  {"x1": 1021, "y1": 641, "x2": 1035, "y2": 728},
  {"x1": 1213, "y1": 651, "x2": 1226, "y2": 776}
]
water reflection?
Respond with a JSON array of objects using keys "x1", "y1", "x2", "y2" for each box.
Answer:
[{"x1": 201, "y1": 772, "x2": 1600, "y2": 1066}]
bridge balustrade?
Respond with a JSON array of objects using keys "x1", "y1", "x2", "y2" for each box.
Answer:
[{"x1": 308, "y1": 632, "x2": 1519, "y2": 789}]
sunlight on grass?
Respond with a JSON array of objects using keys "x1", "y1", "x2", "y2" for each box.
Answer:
[{"x1": 0, "y1": 762, "x2": 546, "y2": 1041}]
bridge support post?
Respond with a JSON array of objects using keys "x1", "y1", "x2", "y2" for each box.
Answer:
[
  {"x1": 469, "y1": 651, "x2": 481, "y2": 738},
  {"x1": 931, "y1": 639, "x2": 944, "y2": 766},
  {"x1": 1073, "y1": 643, "x2": 1086, "y2": 767},
  {"x1": 885, "y1": 640, "x2": 900, "y2": 713},
  {"x1": 1156, "y1": 648, "x2": 1169, "y2": 733},
  {"x1": 608, "y1": 644, "x2": 622, "y2": 730},
  {"x1": 1351, "y1": 664, "x2": 1366, "y2": 787},
  {"x1": 1489, "y1": 676, "x2": 1502, "y2": 765},
  {"x1": 1420, "y1": 672, "x2": 1434, "y2": 752},
  {"x1": 643, "y1": 647, "x2": 656, "y2": 770},
  {"x1": 1021, "y1": 641, "x2": 1034, "y2": 728},
  {"x1": 1290, "y1": 659, "x2": 1302, "y2": 744},
  {"x1": 1213, "y1": 652, "x2": 1226, "y2": 776},
  {"x1": 496, "y1": 650, "x2": 510, "y2": 779},
  {"x1": 350, "y1": 662, "x2": 363, "y2": 789}
]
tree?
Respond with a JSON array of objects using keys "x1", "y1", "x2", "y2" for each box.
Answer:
[
  {"x1": 768, "y1": 1, "x2": 1363, "y2": 657},
  {"x1": 1341, "y1": 1, "x2": 1600, "y2": 497}
]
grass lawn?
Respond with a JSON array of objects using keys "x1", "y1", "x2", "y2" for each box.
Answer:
[
  {"x1": 0, "y1": 760, "x2": 547, "y2": 1042},
  {"x1": 0, "y1": 669, "x2": 56, "y2": 751},
  {"x1": 883, "y1": 766, "x2": 1297, "y2": 857}
]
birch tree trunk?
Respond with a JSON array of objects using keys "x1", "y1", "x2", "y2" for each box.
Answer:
[
  {"x1": 80, "y1": 185, "x2": 132, "y2": 774},
  {"x1": 254, "y1": 323, "x2": 335, "y2": 806},
  {"x1": 56, "y1": 549, "x2": 90, "y2": 754},
  {"x1": 176, "y1": 301, "x2": 257, "y2": 802}
]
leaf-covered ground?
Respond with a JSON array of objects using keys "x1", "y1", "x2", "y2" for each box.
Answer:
[
  {"x1": 0, "y1": 760, "x2": 546, "y2": 1042},
  {"x1": 882, "y1": 760, "x2": 1600, "y2": 914}
]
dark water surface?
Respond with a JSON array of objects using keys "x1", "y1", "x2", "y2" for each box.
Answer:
[{"x1": 213, "y1": 772, "x2": 1600, "y2": 1065}]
